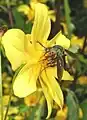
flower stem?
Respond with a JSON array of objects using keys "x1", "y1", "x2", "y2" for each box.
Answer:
[
  {"x1": 0, "y1": 50, "x2": 3, "y2": 120},
  {"x1": 36, "y1": 95, "x2": 45, "y2": 120},
  {"x1": 4, "y1": 87, "x2": 13, "y2": 120},
  {"x1": 64, "y1": 0, "x2": 72, "y2": 39},
  {"x1": 82, "y1": 36, "x2": 87, "y2": 53},
  {"x1": 4, "y1": 64, "x2": 25, "y2": 120}
]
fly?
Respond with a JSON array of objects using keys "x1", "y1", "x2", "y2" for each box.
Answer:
[
  {"x1": 49, "y1": 45, "x2": 65, "y2": 82},
  {"x1": 37, "y1": 41, "x2": 75, "y2": 82}
]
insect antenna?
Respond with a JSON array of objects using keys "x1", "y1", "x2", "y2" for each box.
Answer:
[{"x1": 37, "y1": 41, "x2": 46, "y2": 49}]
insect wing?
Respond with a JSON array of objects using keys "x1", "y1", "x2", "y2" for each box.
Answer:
[
  {"x1": 57, "y1": 56, "x2": 64, "y2": 82},
  {"x1": 65, "y1": 49, "x2": 77, "y2": 58}
]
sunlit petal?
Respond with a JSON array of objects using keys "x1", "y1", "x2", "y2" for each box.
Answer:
[
  {"x1": 48, "y1": 10, "x2": 56, "y2": 22},
  {"x1": 71, "y1": 35, "x2": 84, "y2": 49},
  {"x1": 2, "y1": 29, "x2": 29, "y2": 70},
  {"x1": 26, "y1": 34, "x2": 43, "y2": 60},
  {"x1": 18, "y1": 4, "x2": 35, "y2": 21},
  {"x1": 31, "y1": 3, "x2": 51, "y2": 46},
  {"x1": 48, "y1": 31, "x2": 70, "y2": 49},
  {"x1": 18, "y1": 4, "x2": 30, "y2": 15},
  {"x1": 41, "y1": 67, "x2": 64, "y2": 109},
  {"x1": 55, "y1": 33, "x2": 70, "y2": 49},
  {"x1": 13, "y1": 63, "x2": 41, "y2": 97},
  {"x1": 62, "y1": 70, "x2": 73, "y2": 81},
  {"x1": 40, "y1": 79, "x2": 53, "y2": 118}
]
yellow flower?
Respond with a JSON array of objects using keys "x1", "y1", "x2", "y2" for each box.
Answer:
[
  {"x1": 55, "y1": 105, "x2": 83, "y2": 120},
  {"x1": 61, "y1": 22, "x2": 84, "y2": 49},
  {"x1": 55, "y1": 105, "x2": 68, "y2": 120},
  {"x1": 18, "y1": 1, "x2": 56, "y2": 22},
  {"x1": 18, "y1": 3, "x2": 35, "y2": 21},
  {"x1": 78, "y1": 76, "x2": 87, "y2": 85},
  {"x1": 24, "y1": 91, "x2": 40, "y2": 106},
  {"x1": 71, "y1": 35, "x2": 85, "y2": 49},
  {"x1": 2, "y1": 3, "x2": 73, "y2": 118},
  {"x1": 31, "y1": 0, "x2": 47, "y2": 3},
  {"x1": 61, "y1": 22, "x2": 68, "y2": 36}
]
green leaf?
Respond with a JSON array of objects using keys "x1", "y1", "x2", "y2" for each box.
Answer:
[
  {"x1": 24, "y1": 21, "x2": 32, "y2": 34},
  {"x1": 27, "y1": 105, "x2": 39, "y2": 120},
  {"x1": 12, "y1": 7, "x2": 32, "y2": 34},
  {"x1": 12, "y1": 8, "x2": 24, "y2": 29},
  {"x1": 80, "y1": 99, "x2": 87, "y2": 120},
  {"x1": 78, "y1": 55, "x2": 87, "y2": 64},
  {"x1": 18, "y1": 104, "x2": 30, "y2": 113},
  {"x1": 66, "y1": 89, "x2": 79, "y2": 120},
  {"x1": 69, "y1": 46, "x2": 79, "y2": 54}
]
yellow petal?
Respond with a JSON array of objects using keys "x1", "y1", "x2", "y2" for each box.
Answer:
[
  {"x1": 2, "y1": 29, "x2": 28, "y2": 70},
  {"x1": 71, "y1": 35, "x2": 84, "y2": 49},
  {"x1": 78, "y1": 76, "x2": 87, "y2": 85},
  {"x1": 48, "y1": 31, "x2": 70, "y2": 49},
  {"x1": 55, "y1": 106, "x2": 68, "y2": 120},
  {"x1": 24, "y1": 91, "x2": 40, "y2": 106},
  {"x1": 60, "y1": 22, "x2": 68, "y2": 35},
  {"x1": 56, "y1": 33, "x2": 70, "y2": 49},
  {"x1": 62, "y1": 70, "x2": 73, "y2": 81},
  {"x1": 31, "y1": 3, "x2": 51, "y2": 46},
  {"x1": 13, "y1": 63, "x2": 41, "y2": 97},
  {"x1": 48, "y1": 10, "x2": 56, "y2": 22},
  {"x1": 18, "y1": 4, "x2": 35, "y2": 21},
  {"x1": 18, "y1": 5, "x2": 30, "y2": 15},
  {"x1": 41, "y1": 67, "x2": 64, "y2": 108},
  {"x1": 26, "y1": 34, "x2": 43, "y2": 60},
  {"x1": 32, "y1": 0, "x2": 47, "y2": 3},
  {"x1": 40, "y1": 79, "x2": 53, "y2": 118}
]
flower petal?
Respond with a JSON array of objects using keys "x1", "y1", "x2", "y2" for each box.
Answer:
[
  {"x1": 18, "y1": 4, "x2": 34, "y2": 21},
  {"x1": 62, "y1": 70, "x2": 73, "y2": 81},
  {"x1": 13, "y1": 63, "x2": 41, "y2": 97},
  {"x1": 71, "y1": 35, "x2": 84, "y2": 49},
  {"x1": 2, "y1": 29, "x2": 29, "y2": 70},
  {"x1": 41, "y1": 67, "x2": 64, "y2": 109},
  {"x1": 18, "y1": 4, "x2": 30, "y2": 15},
  {"x1": 31, "y1": 3, "x2": 51, "y2": 46},
  {"x1": 26, "y1": 34, "x2": 43, "y2": 61},
  {"x1": 48, "y1": 31, "x2": 70, "y2": 49},
  {"x1": 48, "y1": 10, "x2": 56, "y2": 22},
  {"x1": 48, "y1": 65, "x2": 73, "y2": 81},
  {"x1": 56, "y1": 33, "x2": 70, "y2": 49},
  {"x1": 40, "y1": 79, "x2": 53, "y2": 119}
]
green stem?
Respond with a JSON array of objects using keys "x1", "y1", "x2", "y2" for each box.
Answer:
[
  {"x1": 64, "y1": 0, "x2": 72, "y2": 39},
  {"x1": 82, "y1": 36, "x2": 87, "y2": 53},
  {"x1": 36, "y1": 95, "x2": 45, "y2": 120},
  {"x1": 4, "y1": 64, "x2": 25, "y2": 120},
  {"x1": 0, "y1": 50, "x2": 3, "y2": 120},
  {"x1": 4, "y1": 87, "x2": 13, "y2": 120}
]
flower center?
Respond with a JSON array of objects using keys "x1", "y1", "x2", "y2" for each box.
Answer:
[{"x1": 40, "y1": 47, "x2": 57, "y2": 68}]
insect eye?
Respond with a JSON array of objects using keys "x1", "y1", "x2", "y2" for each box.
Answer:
[{"x1": 45, "y1": 48, "x2": 50, "y2": 52}]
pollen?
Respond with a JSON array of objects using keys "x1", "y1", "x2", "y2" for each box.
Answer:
[{"x1": 40, "y1": 47, "x2": 57, "y2": 68}]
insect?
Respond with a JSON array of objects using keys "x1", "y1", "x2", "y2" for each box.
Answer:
[
  {"x1": 44, "y1": 45, "x2": 65, "y2": 82},
  {"x1": 45, "y1": 45, "x2": 76, "y2": 82},
  {"x1": 37, "y1": 41, "x2": 75, "y2": 82}
]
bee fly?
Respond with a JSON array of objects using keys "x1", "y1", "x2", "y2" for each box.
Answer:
[
  {"x1": 45, "y1": 45, "x2": 75, "y2": 82},
  {"x1": 44, "y1": 45, "x2": 65, "y2": 82},
  {"x1": 37, "y1": 41, "x2": 75, "y2": 82}
]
